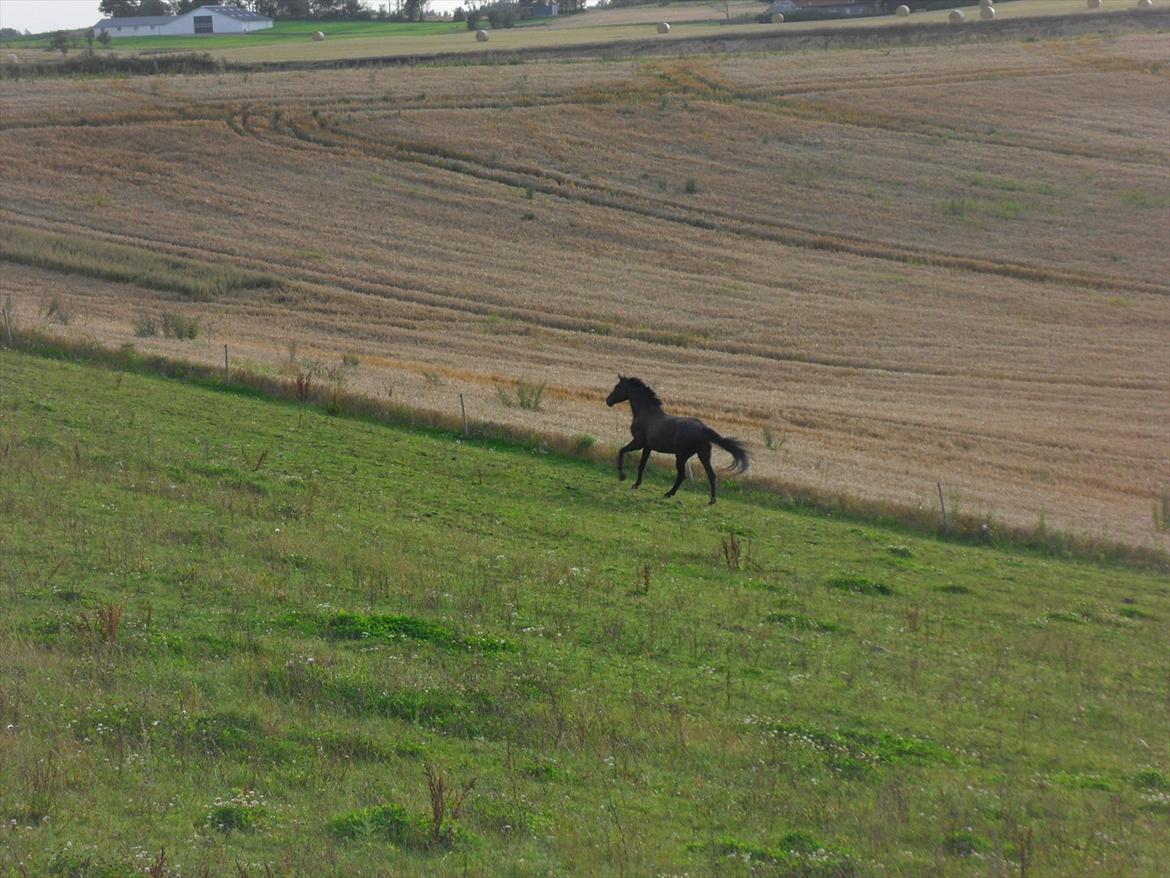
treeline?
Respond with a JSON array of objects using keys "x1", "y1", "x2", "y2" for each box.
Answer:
[
  {"x1": 97, "y1": 0, "x2": 584, "y2": 23},
  {"x1": 99, "y1": 1, "x2": 383, "y2": 18}
]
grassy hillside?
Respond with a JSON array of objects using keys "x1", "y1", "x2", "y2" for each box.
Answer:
[
  {"x1": 0, "y1": 349, "x2": 1167, "y2": 876},
  {"x1": 4, "y1": 19, "x2": 468, "y2": 51}
]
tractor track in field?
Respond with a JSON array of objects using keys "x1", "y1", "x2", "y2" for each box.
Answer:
[
  {"x1": 238, "y1": 108, "x2": 1166, "y2": 299},
  {"x1": 3, "y1": 205, "x2": 1165, "y2": 398}
]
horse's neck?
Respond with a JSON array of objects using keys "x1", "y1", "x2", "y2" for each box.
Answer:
[{"x1": 629, "y1": 392, "x2": 664, "y2": 420}]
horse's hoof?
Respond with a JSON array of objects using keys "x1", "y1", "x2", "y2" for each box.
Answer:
[{"x1": 708, "y1": 498, "x2": 717, "y2": 505}]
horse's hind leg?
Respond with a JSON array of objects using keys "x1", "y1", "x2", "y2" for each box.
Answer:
[
  {"x1": 699, "y1": 444, "x2": 717, "y2": 504},
  {"x1": 665, "y1": 453, "x2": 690, "y2": 498}
]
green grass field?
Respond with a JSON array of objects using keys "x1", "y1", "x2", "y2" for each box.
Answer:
[
  {"x1": 1, "y1": 349, "x2": 1167, "y2": 876},
  {"x1": 4, "y1": 19, "x2": 470, "y2": 51}
]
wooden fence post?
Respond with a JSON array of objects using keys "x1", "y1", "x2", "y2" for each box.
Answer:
[
  {"x1": 1, "y1": 296, "x2": 13, "y2": 348},
  {"x1": 937, "y1": 480, "x2": 948, "y2": 529},
  {"x1": 459, "y1": 393, "x2": 468, "y2": 438}
]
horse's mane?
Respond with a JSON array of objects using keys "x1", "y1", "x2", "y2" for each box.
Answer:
[{"x1": 623, "y1": 376, "x2": 662, "y2": 407}]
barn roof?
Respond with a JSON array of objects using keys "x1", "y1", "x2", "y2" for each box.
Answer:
[
  {"x1": 95, "y1": 5, "x2": 272, "y2": 29},
  {"x1": 94, "y1": 14, "x2": 176, "y2": 28},
  {"x1": 197, "y1": 5, "x2": 273, "y2": 21}
]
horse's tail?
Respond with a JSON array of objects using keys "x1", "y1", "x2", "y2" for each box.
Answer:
[{"x1": 705, "y1": 429, "x2": 749, "y2": 474}]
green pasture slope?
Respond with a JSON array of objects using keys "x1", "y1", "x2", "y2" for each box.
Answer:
[
  {"x1": 1, "y1": 349, "x2": 1167, "y2": 877},
  {"x1": 5, "y1": 19, "x2": 468, "y2": 52}
]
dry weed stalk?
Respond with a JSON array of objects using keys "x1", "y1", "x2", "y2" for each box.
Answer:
[
  {"x1": 78, "y1": 602, "x2": 124, "y2": 645},
  {"x1": 424, "y1": 762, "x2": 476, "y2": 846}
]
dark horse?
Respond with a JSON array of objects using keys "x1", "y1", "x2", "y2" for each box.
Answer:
[{"x1": 606, "y1": 375, "x2": 749, "y2": 504}]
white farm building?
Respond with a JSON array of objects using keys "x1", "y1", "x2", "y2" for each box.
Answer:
[{"x1": 95, "y1": 5, "x2": 274, "y2": 38}]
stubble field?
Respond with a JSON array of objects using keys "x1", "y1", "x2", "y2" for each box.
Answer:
[{"x1": 1, "y1": 25, "x2": 1168, "y2": 553}]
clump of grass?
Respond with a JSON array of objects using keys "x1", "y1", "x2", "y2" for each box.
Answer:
[
  {"x1": 825, "y1": 575, "x2": 895, "y2": 597},
  {"x1": 42, "y1": 296, "x2": 72, "y2": 325},
  {"x1": 330, "y1": 802, "x2": 421, "y2": 844},
  {"x1": 572, "y1": 433, "x2": 595, "y2": 454},
  {"x1": 943, "y1": 195, "x2": 966, "y2": 216},
  {"x1": 1121, "y1": 189, "x2": 1169, "y2": 210},
  {"x1": 764, "y1": 612, "x2": 842, "y2": 633},
  {"x1": 1050, "y1": 772, "x2": 1117, "y2": 792},
  {"x1": 75, "y1": 602, "x2": 123, "y2": 645},
  {"x1": 497, "y1": 379, "x2": 546, "y2": 411},
  {"x1": 762, "y1": 425, "x2": 786, "y2": 451},
  {"x1": 942, "y1": 829, "x2": 991, "y2": 857},
  {"x1": 721, "y1": 532, "x2": 751, "y2": 570},
  {"x1": 935, "y1": 583, "x2": 972, "y2": 595},
  {"x1": 133, "y1": 312, "x2": 159, "y2": 338},
  {"x1": 693, "y1": 832, "x2": 857, "y2": 874},
  {"x1": 1132, "y1": 770, "x2": 1170, "y2": 791},
  {"x1": 770, "y1": 722, "x2": 949, "y2": 777},
  {"x1": 1155, "y1": 490, "x2": 1169, "y2": 532},
  {"x1": 886, "y1": 544, "x2": 913, "y2": 558},
  {"x1": 1118, "y1": 605, "x2": 1153, "y2": 620},
  {"x1": 683, "y1": 178, "x2": 698, "y2": 194},
  {"x1": 281, "y1": 610, "x2": 511, "y2": 653},
  {"x1": 261, "y1": 662, "x2": 493, "y2": 737},
  {"x1": 340, "y1": 352, "x2": 360, "y2": 367},
  {"x1": 207, "y1": 787, "x2": 267, "y2": 832},
  {"x1": 158, "y1": 310, "x2": 198, "y2": 340}
]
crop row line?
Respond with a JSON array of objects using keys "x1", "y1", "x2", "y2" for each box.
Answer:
[
  {"x1": 267, "y1": 109, "x2": 1166, "y2": 299},
  {"x1": 3, "y1": 202, "x2": 1164, "y2": 402}
]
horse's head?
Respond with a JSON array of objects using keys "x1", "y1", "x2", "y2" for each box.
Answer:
[{"x1": 606, "y1": 375, "x2": 629, "y2": 407}]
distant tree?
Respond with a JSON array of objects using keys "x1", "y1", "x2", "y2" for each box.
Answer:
[
  {"x1": 173, "y1": 0, "x2": 201, "y2": 12},
  {"x1": 99, "y1": 0, "x2": 139, "y2": 16},
  {"x1": 48, "y1": 31, "x2": 72, "y2": 55},
  {"x1": 453, "y1": 5, "x2": 466, "y2": 21},
  {"x1": 281, "y1": 0, "x2": 313, "y2": 17},
  {"x1": 84, "y1": 27, "x2": 96, "y2": 52},
  {"x1": 0, "y1": 27, "x2": 22, "y2": 41},
  {"x1": 137, "y1": 0, "x2": 174, "y2": 14},
  {"x1": 340, "y1": 0, "x2": 372, "y2": 17},
  {"x1": 402, "y1": 0, "x2": 430, "y2": 21},
  {"x1": 98, "y1": 30, "x2": 113, "y2": 47},
  {"x1": 253, "y1": 0, "x2": 310, "y2": 17}
]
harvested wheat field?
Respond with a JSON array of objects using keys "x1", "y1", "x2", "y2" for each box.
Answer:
[{"x1": 1, "y1": 26, "x2": 1168, "y2": 552}]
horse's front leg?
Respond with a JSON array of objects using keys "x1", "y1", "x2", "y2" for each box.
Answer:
[
  {"x1": 616, "y1": 440, "x2": 642, "y2": 481},
  {"x1": 633, "y1": 448, "x2": 652, "y2": 488}
]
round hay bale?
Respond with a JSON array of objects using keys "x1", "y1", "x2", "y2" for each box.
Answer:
[
  {"x1": 657, "y1": 21, "x2": 671, "y2": 34},
  {"x1": 475, "y1": 28, "x2": 489, "y2": 41},
  {"x1": 771, "y1": 12, "x2": 784, "y2": 23},
  {"x1": 895, "y1": 4, "x2": 910, "y2": 15},
  {"x1": 5, "y1": 53, "x2": 17, "y2": 65},
  {"x1": 980, "y1": 4, "x2": 996, "y2": 17},
  {"x1": 949, "y1": 9, "x2": 965, "y2": 22},
  {"x1": 311, "y1": 31, "x2": 325, "y2": 41},
  {"x1": 1087, "y1": 0, "x2": 1101, "y2": 8},
  {"x1": 1137, "y1": 0, "x2": 1152, "y2": 8}
]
